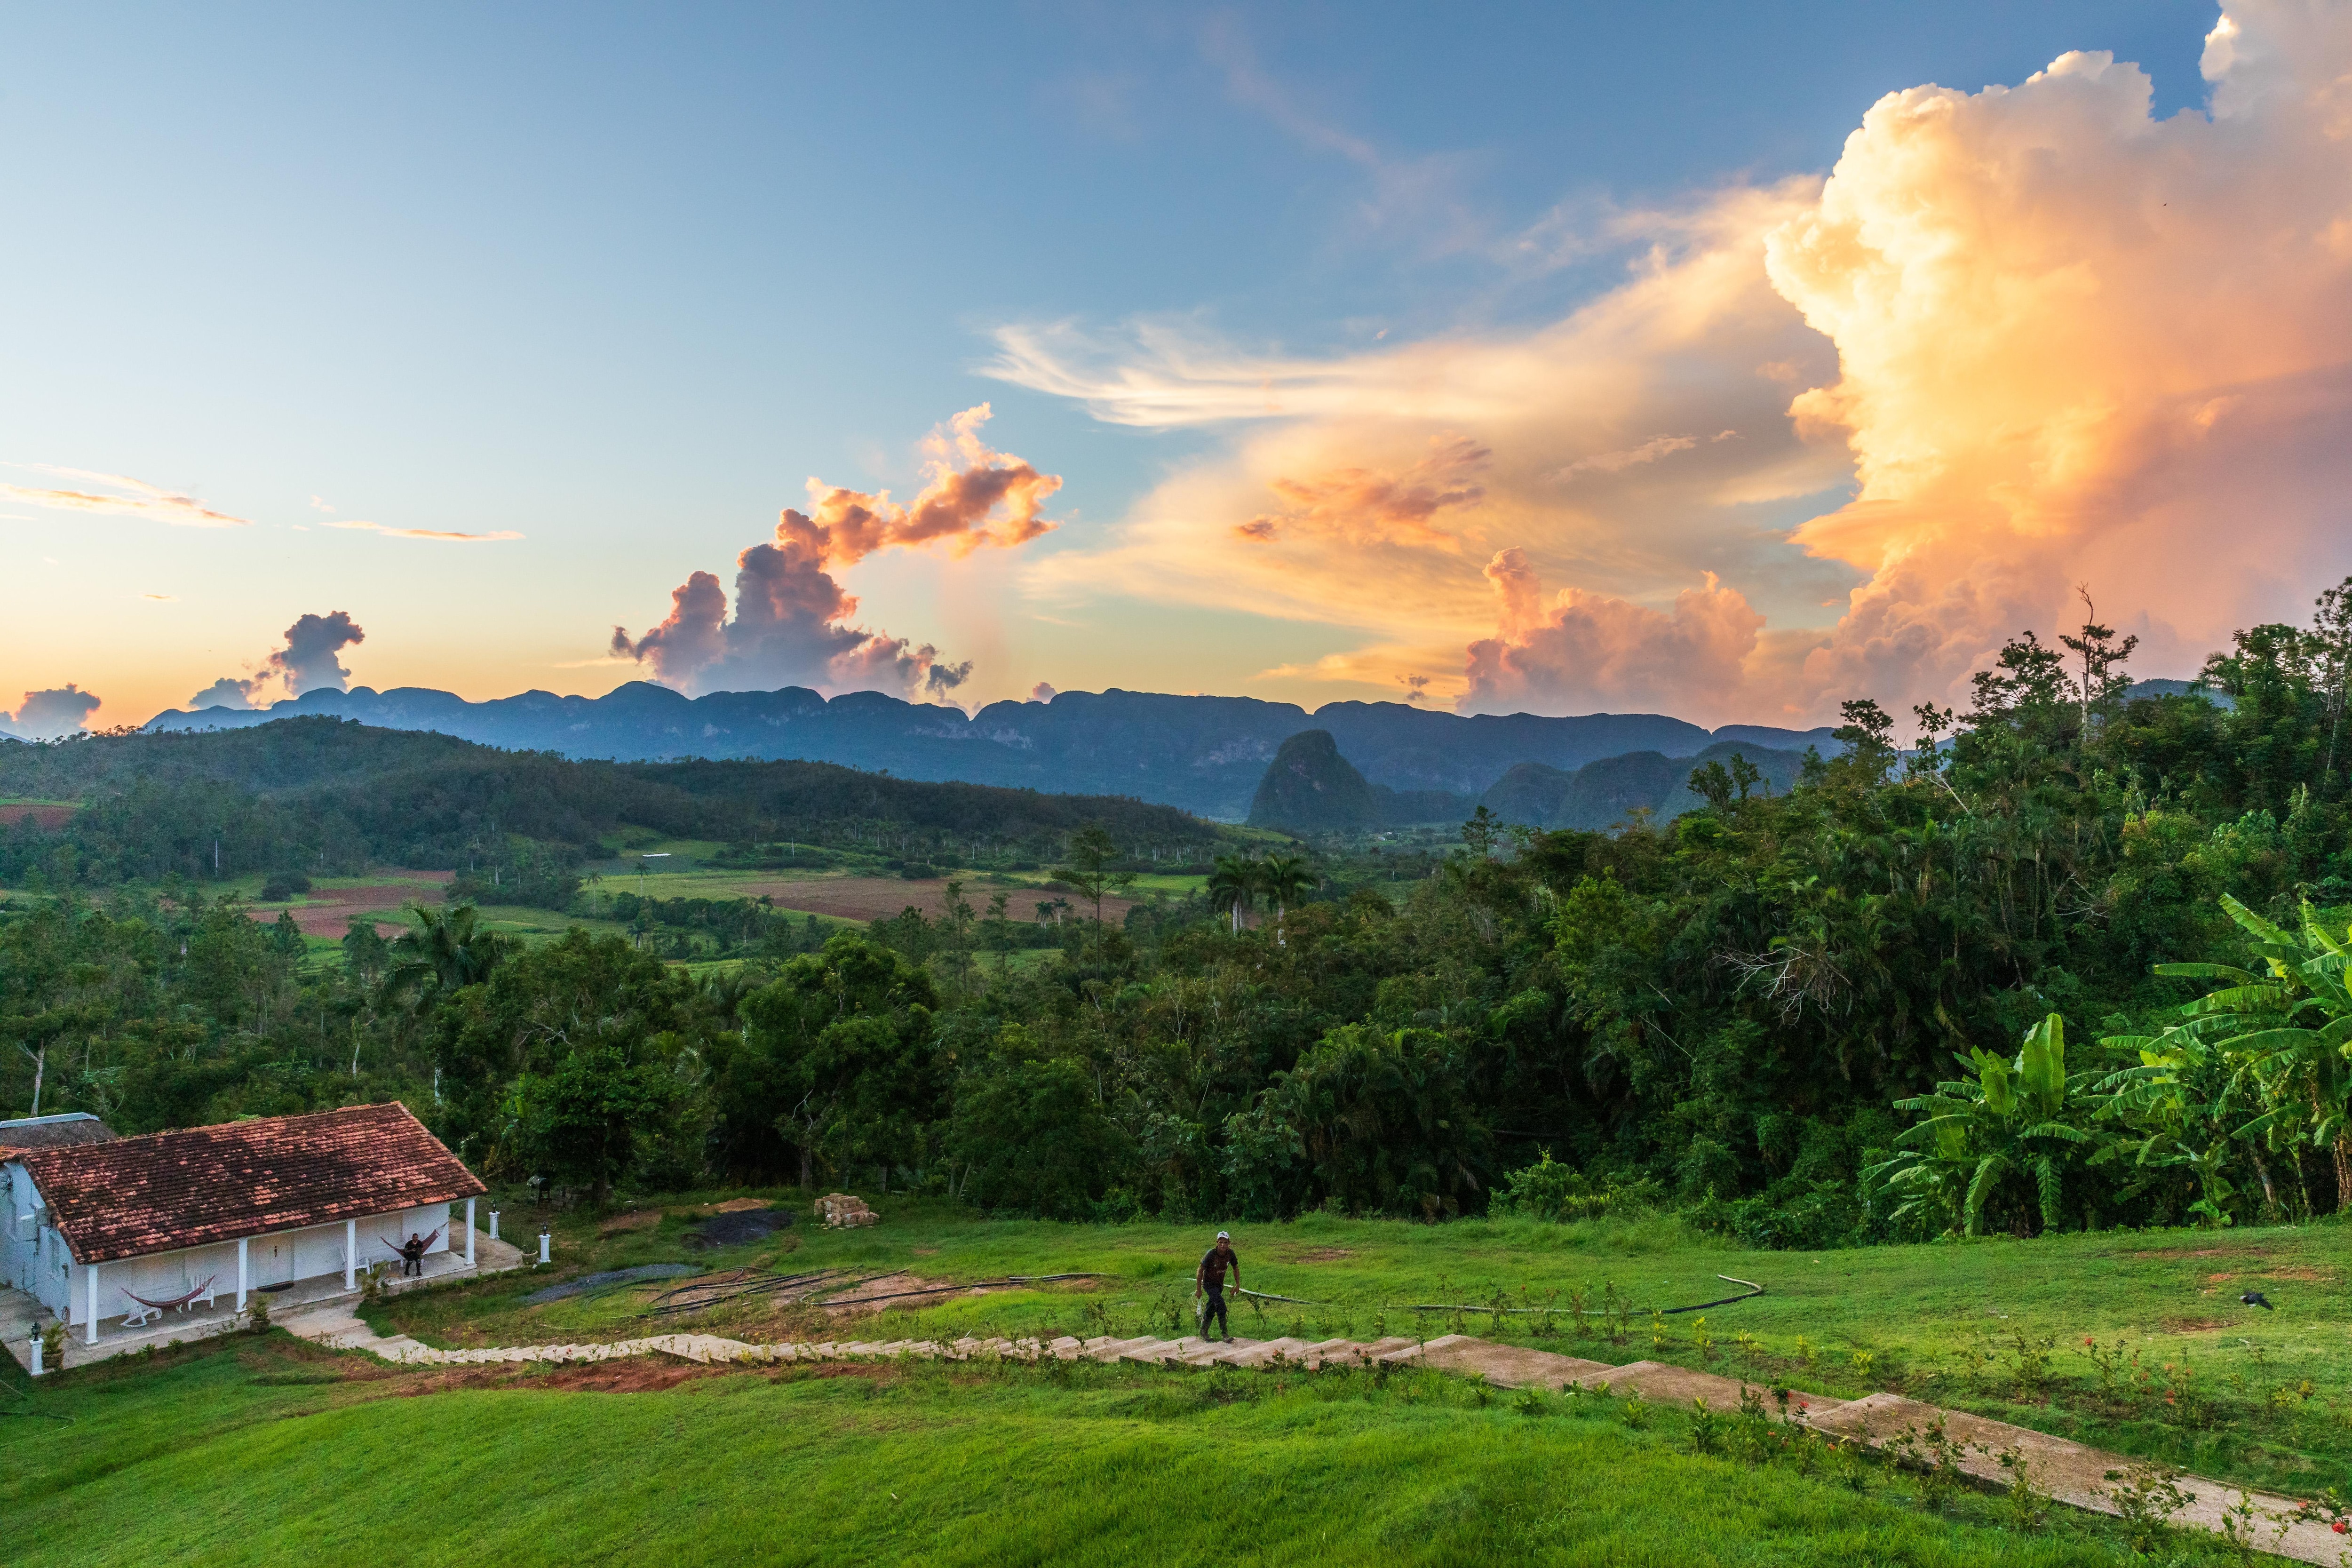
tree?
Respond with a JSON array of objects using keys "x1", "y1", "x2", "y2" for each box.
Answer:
[
  {"x1": 946, "y1": 1025, "x2": 1128, "y2": 1216},
  {"x1": 737, "y1": 933, "x2": 942, "y2": 1190},
  {"x1": 1260, "y1": 852, "x2": 1314, "y2": 947},
  {"x1": 509, "y1": 1042, "x2": 687, "y2": 1207},
  {"x1": 1051, "y1": 823, "x2": 1132, "y2": 943},
  {"x1": 1867, "y1": 1014, "x2": 2099, "y2": 1236},
  {"x1": 1207, "y1": 852, "x2": 1259, "y2": 935},
  {"x1": 383, "y1": 902, "x2": 509, "y2": 1009}
]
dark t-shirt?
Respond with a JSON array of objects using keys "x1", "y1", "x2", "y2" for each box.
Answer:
[{"x1": 1198, "y1": 1246, "x2": 1239, "y2": 1291}]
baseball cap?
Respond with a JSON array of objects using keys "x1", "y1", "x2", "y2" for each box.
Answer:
[{"x1": 1216, "y1": 1231, "x2": 1231, "y2": 1240}]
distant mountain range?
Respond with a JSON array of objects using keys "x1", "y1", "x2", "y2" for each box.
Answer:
[{"x1": 142, "y1": 682, "x2": 1843, "y2": 820}]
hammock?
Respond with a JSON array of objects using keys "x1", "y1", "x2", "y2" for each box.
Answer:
[
  {"x1": 120, "y1": 1275, "x2": 219, "y2": 1327},
  {"x1": 376, "y1": 1227, "x2": 442, "y2": 1256}
]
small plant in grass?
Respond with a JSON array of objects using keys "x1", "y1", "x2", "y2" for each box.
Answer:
[
  {"x1": 1650, "y1": 1309, "x2": 1668, "y2": 1353},
  {"x1": 1686, "y1": 1395, "x2": 1724, "y2": 1456},
  {"x1": 246, "y1": 1292, "x2": 271, "y2": 1333},
  {"x1": 2079, "y1": 1334, "x2": 2128, "y2": 1398},
  {"x1": 1986, "y1": 1444, "x2": 2048, "y2": 1530},
  {"x1": 1795, "y1": 1334, "x2": 1815, "y2": 1369},
  {"x1": 1620, "y1": 1389, "x2": 1650, "y2": 1429},
  {"x1": 1691, "y1": 1315, "x2": 1713, "y2": 1361},
  {"x1": 1514, "y1": 1385, "x2": 1546, "y2": 1417},
  {"x1": 1788, "y1": 1426, "x2": 1824, "y2": 1479},
  {"x1": 2289, "y1": 1486, "x2": 2352, "y2": 1540},
  {"x1": 1567, "y1": 1285, "x2": 1590, "y2": 1338},
  {"x1": 1469, "y1": 1373, "x2": 1493, "y2": 1408},
  {"x1": 2217, "y1": 1488, "x2": 2289, "y2": 1565},
  {"x1": 2100, "y1": 1465, "x2": 2195, "y2": 1556},
  {"x1": 2007, "y1": 1329, "x2": 2055, "y2": 1395},
  {"x1": 1732, "y1": 1328, "x2": 1756, "y2": 1369},
  {"x1": 1849, "y1": 1348, "x2": 1875, "y2": 1383},
  {"x1": 1832, "y1": 1437, "x2": 1873, "y2": 1494},
  {"x1": 1602, "y1": 1281, "x2": 1630, "y2": 1345},
  {"x1": 1371, "y1": 1310, "x2": 1388, "y2": 1338},
  {"x1": 1890, "y1": 1417, "x2": 1963, "y2": 1512}
]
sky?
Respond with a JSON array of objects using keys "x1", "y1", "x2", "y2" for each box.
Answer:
[{"x1": 6, "y1": 1, "x2": 2349, "y2": 738}]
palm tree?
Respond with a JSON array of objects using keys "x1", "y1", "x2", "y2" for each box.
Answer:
[
  {"x1": 382, "y1": 901, "x2": 510, "y2": 1008},
  {"x1": 1208, "y1": 852, "x2": 1259, "y2": 935},
  {"x1": 1260, "y1": 852, "x2": 1315, "y2": 947}
]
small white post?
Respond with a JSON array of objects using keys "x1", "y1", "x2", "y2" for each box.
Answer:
[
  {"x1": 29, "y1": 1332, "x2": 43, "y2": 1377},
  {"x1": 236, "y1": 1237, "x2": 249, "y2": 1311},
  {"x1": 537, "y1": 1230, "x2": 550, "y2": 1266},
  {"x1": 85, "y1": 1260, "x2": 98, "y2": 1345},
  {"x1": 464, "y1": 1198, "x2": 476, "y2": 1266},
  {"x1": 344, "y1": 1219, "x2": 357, "y2": 1291},
  {"x1": 489, "y1": 1209, "x2": 500, "y2": 1242}
]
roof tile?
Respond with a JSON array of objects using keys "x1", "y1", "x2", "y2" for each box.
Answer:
[{"x1": 17, "y1": 1103, "x2": 485, "y2": 1263}]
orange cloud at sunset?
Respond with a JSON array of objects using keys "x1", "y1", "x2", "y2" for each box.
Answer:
[
  {"x1": 611, "y1": 406, "x2": 1055, "y2": 698},
  {"x1": 1001, "y1": 1, "x2": 2352, "y2": 729}
]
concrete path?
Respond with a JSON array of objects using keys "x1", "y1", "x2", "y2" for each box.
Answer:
[{"x1": 262, "y1": 1317, "x2": 2337, "y2": 1562}]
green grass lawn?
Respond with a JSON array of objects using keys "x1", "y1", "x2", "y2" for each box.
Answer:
[
  {"x1": 1, "y1": 1325, "x2": 2254, "y2": 1566},
  {"x1": 378, "y1": 1197, "x2": 2352, "y2": 1504}
]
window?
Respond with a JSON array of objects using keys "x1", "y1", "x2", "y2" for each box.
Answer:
[{"x1": 13, "y1": 1212, "x2": 31, "y2": 1243}]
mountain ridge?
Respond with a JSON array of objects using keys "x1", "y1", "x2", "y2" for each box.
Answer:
[{"x1": 143, "y1": 681, "x2": 1844, "y2": 819}]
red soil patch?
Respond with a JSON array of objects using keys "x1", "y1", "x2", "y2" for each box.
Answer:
[
  {"x1": 599, "y1": 1209, "x2": 664, "y2": 1235},
  {"x1": 2161, "y1": 1316, "x2": 2238, "y2": 1332},
  {"x1": 743, "y1": 876, "x2": 1138, "y2": 927},
  {"x1": 247, "y1": 871, "x2": 456, "y2": 936},
  {"x1": 0, "y1": 804, "x2": 77, "y2": 829}
]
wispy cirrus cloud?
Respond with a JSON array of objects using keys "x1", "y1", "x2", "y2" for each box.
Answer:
[
  {"x1": 326, "y1": 519, "x2": 524, "y2": 542},
  {"x1": 0, "y1": 463, "x2": 251, "y2": 528}
]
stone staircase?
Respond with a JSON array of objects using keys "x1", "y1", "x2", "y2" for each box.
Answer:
[{"x1": 307, "y1": 1320, "x2": 2341, "y2": 1562}]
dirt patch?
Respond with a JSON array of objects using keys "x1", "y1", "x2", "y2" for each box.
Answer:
[
  {"x1": 743, "y1": 876, "x2": 1139, "y2": 927},
  {"x1": 2206, "y1": 1272, "x2": 2236, "y2": 1282},
  {"x1": 687, "y1": 1206, "x2": 793, "y2": 1248},
  {"x1": 2160, "y1": 1316, "x2": 2239, "y2": 1333},
  {"x1": 243, "y1": 871, "x2": 457, "y2": 936},
  {"x1": 703, "y1": 1198, "x2": 774, "y2": 1214},
  {"x1": 2133, "y1": 1246, "x2": 2259, "y2": 1261},
  {"x1": 912, "y1": 1248, "x2": 940, "y2": 1257},
  {"x1": 2261, "y1": 1265, "x2": 2335, "y2": 1281},
  {"x1": 599, "y1": 1210, "x2": 664, "y2": 1234},
  {"x1": 1282, "y1": 1247, "x2": 1357, "y2": 1262},
  {"x1": 0, "y1": 804, "x2": 76, "y2": 829}
]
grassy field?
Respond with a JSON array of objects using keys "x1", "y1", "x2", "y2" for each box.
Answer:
[
  {"x1": 2, "y1": 1313, "x2": 2262, "y2": 1567},
  {"x1": 355, "y1": 1197, "x2": 2352, "y2": 1507},
  {"x1": 12, "y1": 1201, "x2": 2347, "y2": 1564}
]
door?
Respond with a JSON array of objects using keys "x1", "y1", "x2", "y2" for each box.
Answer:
[{"x1": 256, "y1": 1235, "x2": 296, "y2": 1289}]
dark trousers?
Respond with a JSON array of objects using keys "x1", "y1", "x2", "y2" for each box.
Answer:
[
  {"x1": 1202, "y1": 1287, "x2": 1228, "y2": 1337},
  {"x1": 402, "y1": 1253, "x2": 422, "y2": 1276}
]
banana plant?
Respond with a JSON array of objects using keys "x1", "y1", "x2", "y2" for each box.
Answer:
[
  {"x1": 1866, "y1": 1013, "x2": 2101, "y2": 1236},
  {"x1": 2114, "y1": 894, "x2": 2352, "y2": 1210}
]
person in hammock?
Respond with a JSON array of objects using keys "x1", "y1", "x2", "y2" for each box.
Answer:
[{"x1": 399, "y1": 1233, "x2": 427, "y2": 1277}]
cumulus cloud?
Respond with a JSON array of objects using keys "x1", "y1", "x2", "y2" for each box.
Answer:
[
  {"x1": 1030, "y1": 681, "x2": 1058, "y2": 702},
  {"x1": 1465, "y1": 549, "x2": 1764, "y2": 715},
  {"x1": 264, "y1": 612, "x2": 366, "y2": 697},
  {"x1": 0, "y1": 465, "x2": 250, "y2": 528},
  {"x1": 996, "y1": 2, "x2": 2352, "y2": 726},
  {"x1": 612, "y1": 407, "x2": 1059, "y2": 699},
  {"x1": 188, "y1": 676, "x2": 261, "y2": 710},
  {"x1": 10, "y1": 685, "x2": 103, "y2": 739}
]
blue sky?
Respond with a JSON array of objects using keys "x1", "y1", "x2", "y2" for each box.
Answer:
[{"x1": 0, "y1": 2, "x2": 2269, "y2": 729}]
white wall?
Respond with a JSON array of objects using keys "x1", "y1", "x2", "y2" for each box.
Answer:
[
  {"x1": 2, "y1": 1161, "x2": 72, "y2": 1318},
  {"x1": 54, "y1": 1203, "x2": 455, "y2": 1328}
]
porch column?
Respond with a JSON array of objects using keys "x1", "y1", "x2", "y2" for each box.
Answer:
[
  {"x1": 344, "y1": 1219, "x2": 356, "y2": 1291},
  {"x1": 236, "y1": 1237, "x2": 249, "y2": 1311},
  {"x1": 85, "y1": 1259, "x2": 98, "y2": 1345},
  {"x1": 465, "y1": 1198, "x2": 477, "y2": 1266}
]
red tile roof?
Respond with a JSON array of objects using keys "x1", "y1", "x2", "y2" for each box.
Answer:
[
  {"x1": 17, "y1": 1103, "x2": 485, "y2": 1264},
  {"x1": 0, "y1": 1112, "x2": 118, "y2": 1157}
]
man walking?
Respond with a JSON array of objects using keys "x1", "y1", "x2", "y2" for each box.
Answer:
[{"x1": 1195, "y1": 1230, "x2": 1241, "y2": 1341}]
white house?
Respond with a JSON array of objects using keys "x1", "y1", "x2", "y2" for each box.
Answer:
[{"x1": 1, "y1": 1103, "x2": 486, "y2": 1344}]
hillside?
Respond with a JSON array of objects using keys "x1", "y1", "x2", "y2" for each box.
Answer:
[
  {"x1": 143, "y1": 681, "x2": 1840, "y2": 818},
  {"x1": 0, "y1": 717, "x2": 1221, "y2": 888},
  {"x1": 1478, "y1": 739, "x2": 1813, "y2": 830}
]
